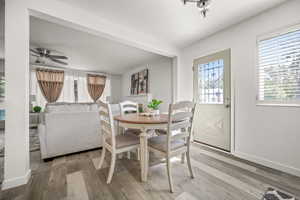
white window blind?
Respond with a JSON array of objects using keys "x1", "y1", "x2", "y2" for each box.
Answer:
[{"x1": 257, "y1": 27, "x2": 300, "y2": 105}]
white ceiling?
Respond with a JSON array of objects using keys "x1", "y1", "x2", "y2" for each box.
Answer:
[
  {"x1": 30, "y1": 17, "x2": 164, "y2": 74},
  {"x1": 60, "y1": 0, "x2": 287, "y2": 48}
]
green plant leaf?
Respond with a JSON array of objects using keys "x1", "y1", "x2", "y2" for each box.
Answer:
[
  {"x1": 33, "y1": 106, "x2": 42, "y2": 113},
  {"x1": 147, "y1": 99, "x2": 162, "y2": 110}
]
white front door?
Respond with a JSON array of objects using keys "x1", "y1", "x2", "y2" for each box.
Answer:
[{"x1": 193, "y1": 49, "x2": 231, "y2": 151}]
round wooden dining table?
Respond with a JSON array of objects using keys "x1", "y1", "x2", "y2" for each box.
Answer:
[{"x1": 114, "y1": 113, "x2": 169, "y2": 182}]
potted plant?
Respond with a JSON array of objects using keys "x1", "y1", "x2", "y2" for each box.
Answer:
[
  {"x1": 147, "y1": 99, "x2": 162, "y2": 115},
  {"x1": 33, "y1": 106, "x2": 42, "y2": 113}
]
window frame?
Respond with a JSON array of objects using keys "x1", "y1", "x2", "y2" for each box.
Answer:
[{"x1": 256, "y1": 23, "x2": 300, "y2": 107}]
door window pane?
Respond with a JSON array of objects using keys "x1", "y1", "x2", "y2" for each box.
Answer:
[{"x1": 198, "y1": 59, "x2": 224, "y2": 104}]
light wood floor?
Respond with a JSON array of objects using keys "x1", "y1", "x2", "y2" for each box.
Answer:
[{"x1": 1, "y1": 143, "x2": 300, "y2": 200}]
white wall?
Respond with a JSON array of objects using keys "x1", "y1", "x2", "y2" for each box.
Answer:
[
  {"x1": 179, "y1": 0, "x2": 300, "y2": 176},
  {"x1": 110, "y1": 74, "x2": 122, "y2": 103},
  {"x1": 122, "y1": 57, "x2": 172, "y2": 112},
  {"x1": 4, "y1": 0, "x2": 31, "y2": 189}
]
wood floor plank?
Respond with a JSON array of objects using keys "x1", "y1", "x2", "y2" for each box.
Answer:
[
  {"x1": 25, "y1": 168, "x2": 51, "y2": 200},
  {"x1": 194, "y1": 144, "x2": 300, "y2": 191},
  {"x1": 188, "y1": 161, "x2": 258, "y2": 200},
  {"x1": 192, "y1": 156, "x2": 263, "y2": 198},
  {"x1": 66, "y1": 171, "x2": 89, "y2": 200},
  {"x1": 43, "y1": 164, "x2": 67, "y2": 200},
  {"x1": 99, "y1": 169, "x2": 129, "y2": 200},
  {"x1": 0, "y1": 184, "x2": 27, "y2": 200},
  {"x1": 121, "y1": 156, "x2": 174, "y2": 200},
  {"x1": 1, "y1": 144, "x2": 300, "y2": 200},
  {"x1": 175, "y1": 192, "x2": 198, "y2": 200},
  {"x1": 82, "y1": 156, "x2": 115, "y2": 200},
  {"x1": 193, "y1": 147, "x2": 300, "y2": 198},
  {"x1": 196, "y1": 146, "x2": 257, "y2": 172},
  {"x1": 92, "y1": 156, "x2": 109, "y2": 170}
]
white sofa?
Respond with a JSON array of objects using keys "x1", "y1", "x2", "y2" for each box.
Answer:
[{"x1": 38, "y1": 103, "x2": 102, "y2": 159}]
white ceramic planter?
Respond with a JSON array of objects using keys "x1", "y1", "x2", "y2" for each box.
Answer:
[{"x1": 150, "y1": 109, "x2": 160, "y2": 115}]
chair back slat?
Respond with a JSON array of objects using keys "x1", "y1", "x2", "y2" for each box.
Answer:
[
  {"x1": 166, "y1": 101, "x2": 196, "y2": 153},
  {"x1": 101, "y1": 119, "x2": 112, "y2": 133},
  {"x1": 98, "y1": 101, "x2": 108, "y2": 109},
  {"x1": 99, "y1": 110, "x2": 110, "y2": 118},
  {"x1": 171, "y1": 132, "x2": 189, "y2": 141},
  {"x1": 172, "y1": 101, "x2": 195, "y2": 110},
  {"x1": 97, "y1": 101, "x2": 116, "y2": 148},
  {"x1": 122, "y1": 107, "x2": 137, "y2": 112},
  {"x1": 172, "y1": 111, "x2": 193, "y2": 121},
  {"x1": 170, "y1": 120, "x2": 191, "y2": 131},
  {"x1": 101, "y1": 124, "x2": 112, "y2": 137},
  {"x1": 120, "y1": 101, "x2": 138, "y2": 115}
]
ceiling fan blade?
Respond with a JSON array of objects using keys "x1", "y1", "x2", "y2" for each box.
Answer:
[
  {"x1": 30, "y1": 54, "x2": 39, "y2": 57},
  {"x1": 49, "y1": 55, "x2": 68, "y2": 59},
  {"x1": 49, "y1": 57, "x2": 68, "y2": 65},
  {"x1": 30, "y1": 49, "x2": 40, "y2": 55}
]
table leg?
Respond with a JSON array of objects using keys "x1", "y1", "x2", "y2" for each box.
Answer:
[{"x1": 140, "y1": 129, "x2": 148, "y2": 182}]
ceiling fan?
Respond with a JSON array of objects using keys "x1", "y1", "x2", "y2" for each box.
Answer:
[
  {"x1": 182, "y1": 0, "x2": 211, "y2": 18},
  {"x1": 30, "y1": 47, "x2": 68, "y2": 65}
]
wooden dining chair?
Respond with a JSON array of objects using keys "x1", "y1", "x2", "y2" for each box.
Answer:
[
  {"x1": 119, "y1": 101, "x2": 142, "y2": 134},
  {"x1": 148, "y1": 101, "x2": 196, "y2": 193},
  {"x1": 97, "y1": 101, "x2": 140, "y2": 184},
  {"x1": 119, "y1": 101, "x2": 142, "y2": 159},
  {"x1": 120, "y1": 100, "x2": 163, "y2": 135},
  {"x1": 120, "y1": 100, "x2": 139, "y2": 114}
]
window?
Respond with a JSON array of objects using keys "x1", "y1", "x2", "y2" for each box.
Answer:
[
  {"x1": 197, "y1": 59, "x2": 224, "y2": 104},
  {"x1": 30, "y1": 70, "x2": 110, "y2": 109},
  {"x1": 257, "y1": 26, "x2": 300, "y2": 105}
]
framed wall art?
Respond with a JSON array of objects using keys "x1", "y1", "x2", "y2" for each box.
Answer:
[{"x1": 130, "y1": 69, "x2": 148, "y2": 95}]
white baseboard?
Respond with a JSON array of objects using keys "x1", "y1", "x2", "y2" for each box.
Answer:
[
  {"x1": 234, "y1": 151, "x2": 300, "y2": 177},
  {"x1": 1, "y1": 169, "x2": 31, "y2": 190}
]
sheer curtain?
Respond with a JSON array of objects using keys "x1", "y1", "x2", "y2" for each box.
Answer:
[
  {"x1": 30, "y1": 69, "x2": 111, "y2": 110},
  {"x1": 57, "y1": 71, "x2": 75, "y2": 103},
  {"x1": 76, "y1": 72, "x2": 93, "y2": 103},
  {"x1": 100, "y1": 78, "x2": 110, "y2": 102},
  {"x1": 30, "y1": 71, "x2": 47, "y2": 108}
]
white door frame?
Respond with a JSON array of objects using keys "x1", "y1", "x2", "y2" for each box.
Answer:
[{"x1": 192, "y1": 48, "x2": 235, "y2": 153}]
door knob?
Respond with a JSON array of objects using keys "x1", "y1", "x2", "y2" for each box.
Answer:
[{"x1": 225, "y1": 104, "x2": 230, "y2": 108}]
